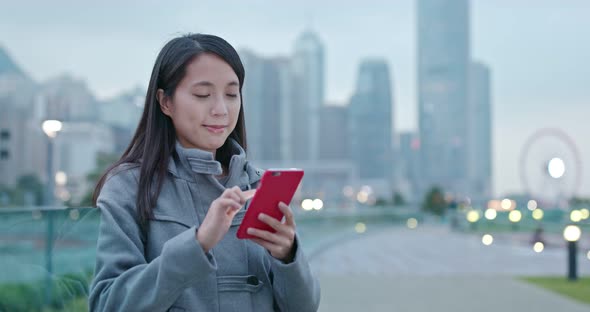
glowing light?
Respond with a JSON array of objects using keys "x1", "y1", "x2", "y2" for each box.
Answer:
[
  {"x1": 42, "y1": 120, "x2": 63, "y2": 138},
  {"x1": 563, "y1": 225, "x2": 582, "y2": 242},
  {"x1": 312, "y1": 199, "x2": 324, "y2": 210},
  {"x1": 533, "y1": 242, "x2": 544, "y2": 253},
  {"x1": 501, "y1": 199, "x2": 514, "y2": 210},
  {"x1": 407, "y1": 218, "x2": 418, "y2": 229},
  {"x1": 570, "y1": 210, "x2": 583, "y2": 222},
  {"x1": 482, "y1": 234, "x2": 493, "y2": 246},
  {"x1": 548, "y1": 157, "x2": 565, "y2": 179},
  {"x1": 466, "y1": 210, "x2": 480, "y2": 223},
  {"x1": 355, "y1": 222, "x2": 367, "y2": 234},
  {"x1": 532, "y1": 209, "x2": 544, "y2": 220},
  {"x1": 484, "y1": 209, "x2": 497, "y2": 220},
  {"x1": 55, "y1": 171, "x2": 67, "y2": 186},
  {"x1": 301, "y1": 199, "x2": 313, "y2": 211},
  {"x1": 527, "y1": 200, "x2": 538, "y2": 211},
  {"x1": 487, "y1": 200, "x2": 501, "y2": 210},
  {"x1": 508, "y1": 210, "x2": 522, "y2": 223},
  {"x1": 580, "y1": 209, "x2": 590, "y2": 220},
  {"x1": 361, "y1": 185, "x2": 373, "y2": 194},
  {"x1": 357, "y1": 191, "x2": 369, "y2": 203}
]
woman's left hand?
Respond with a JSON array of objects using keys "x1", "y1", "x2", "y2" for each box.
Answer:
[{"x1": 248, "y1": 202, "x2": 296, "y2": 263}]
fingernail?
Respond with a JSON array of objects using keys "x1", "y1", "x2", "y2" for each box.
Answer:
[
  {"x1": 247, "y1": 228, "x2": 253, "y2": 234},
  {"x1": 258, "y1": 213, "x2": 265, "y2": 220}
]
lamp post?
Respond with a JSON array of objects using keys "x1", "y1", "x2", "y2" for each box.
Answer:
[
  {"x1": 41, "y1": 119, "x2": 62, "y2": 305},
  {"x1": 42, "y1": 120, "x2": 62, "y2": 206},
  {"x1": 563, "y1": 225, "x2": 581, "y2": 281}
]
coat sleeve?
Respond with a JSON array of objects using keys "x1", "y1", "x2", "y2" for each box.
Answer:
[
  {"x1": 269, "y1": 235, "x2": 321, "y2": 312},
  {"x1": 88, "y1": 168, "x2": 217, "y2": 312}
]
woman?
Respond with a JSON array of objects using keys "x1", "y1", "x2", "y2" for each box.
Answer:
[{"x1": 89, "y1": 33, "x2": 320, "y2": 312}]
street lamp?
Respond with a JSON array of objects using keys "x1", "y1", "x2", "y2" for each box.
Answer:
[
  {"x1": 41, "y1": 119, "x2": 61, "y2": 305},
  {"x1": 563, "y1": 225, "x2": 582, "y2": 281},
  {"x1": 42, "y1": 120, "x2": 62, "y2": 206},
  {"x1": 42, "y1": 120, "x2": 62, "y2": 138}
]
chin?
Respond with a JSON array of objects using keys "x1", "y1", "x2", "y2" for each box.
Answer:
[{"x1": 207, "y1": 137, "x2": 229, "y2": 150}]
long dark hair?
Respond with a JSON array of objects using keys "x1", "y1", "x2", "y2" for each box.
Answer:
[{"x1": 93, "y1": 34, "x2": 247, "y2": 225}]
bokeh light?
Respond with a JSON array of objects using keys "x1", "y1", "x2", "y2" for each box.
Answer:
[
  {"x1": 484, "y1": 209, "x2": 497, "y2": 220},
  {"x1": 508, "y1": 210, "x2": 522, "y2": 223},
  {"x1": 532, "y1": 209, "x2": 544, "y2": 220},
  {"x1": 482, "y1": 234, "x2": 493, "y2": 246},
  {"x1": 533, "y1": 242, "x2": 544, "y2": 253},
  {"x1": 355, "y1": 222, "x2": 367, "y2": 234},
  {"x1": 407, "y1": 218, "x2": 418, "y2": 229}
]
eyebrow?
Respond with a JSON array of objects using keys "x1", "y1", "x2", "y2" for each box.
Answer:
[{"x1": 191, "y1": 81, "x2": 239, "y2": 87}]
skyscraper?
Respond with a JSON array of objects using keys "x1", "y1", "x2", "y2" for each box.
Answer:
[
  {"x1": 98, "y1": 86, "x2": 145, "y2": 154},
  {"x1": 0, "y1": 47, "x2": 39, "y2": 187},
  {"x1": 349, "y1": 59, "x2": 394, "y2": 185},
  {"x1": 468, "y1": 61, "x2": 492, "y2": 199},
  {"x1": 417, "y1": 0, "x2": 471, "y2": 195},
  {"x1": 291, "y1": 30, "x2": 324, "y2": 162},
  {"x1": 36, "y1": 75, "x2": 99, "y2": 122},
  {"x1": 398, "y1": 132, "x2": 422, "y2": 202},
  {"x1": 320, "y1": 104, "x2": 348, "y2": 161},
  {"x1": 240, "y1": 50, "x2": 285, "y2": 161}
]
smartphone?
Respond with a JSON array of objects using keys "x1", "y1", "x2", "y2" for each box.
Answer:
[{"x1": 236, "y1": 168, "x2": 304, "y2": 239}]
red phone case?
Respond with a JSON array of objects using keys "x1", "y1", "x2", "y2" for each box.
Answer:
[{"x1": 237, "y1": 169, "x2": 304, "y2": 239}]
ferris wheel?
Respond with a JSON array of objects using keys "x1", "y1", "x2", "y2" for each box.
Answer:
[{"x1": 519, "y1": 129, "x2": 582, "y2": 207}]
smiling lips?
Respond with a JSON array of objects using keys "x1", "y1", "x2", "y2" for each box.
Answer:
[{"x1": 204, "y1": 125, "x2": 227, "y2": 134}]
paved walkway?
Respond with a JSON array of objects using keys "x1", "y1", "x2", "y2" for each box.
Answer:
[{"x1": 308, "y1": 225, "x2": 590, "y2": 312}]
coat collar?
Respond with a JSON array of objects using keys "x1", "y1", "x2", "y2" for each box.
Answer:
[{"x1": 169, "y1": 139, "x2": 256, "y2": 185}]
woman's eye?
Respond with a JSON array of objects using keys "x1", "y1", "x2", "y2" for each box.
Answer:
[
  {"x1": 194, "y1": 94, "x2": 210, "y2": 98},
  {"x1": 226, "y1": 94, "x2": 238, "y2": 98}
]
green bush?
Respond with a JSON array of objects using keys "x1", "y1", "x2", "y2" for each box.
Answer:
[{"x1": 0, "y1": 271, "x2": 92, "y2": 312}]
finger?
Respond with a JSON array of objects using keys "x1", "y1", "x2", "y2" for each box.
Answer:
[
  {"x1": 228, "y1": 186, "x2": 246, "y2": 204},
  {"x1": 249, "y1": 237, "x2": 279, "y2": 253},
  {"x1": 249, "y1": 238, "x2": 290, "y2": 260},
  {"x1": 243, "y1": 189, "x2": 256, "y2": 200},
  {"x1": 258, "y1": 213, "x2": 294, "y2": 237},
  {"x1": 247, "y1": 228, "x2": 290, "y2": 246},
  {"x1": 233, "y1": 186, "x2": 247, "y2": 204},
  {"x1": 216, "y1": 198, "x2": 242, "y2": 212},
  {"x1": 278, "y1": 202, "x2": 296, "y2": 227},
  {"x1": 223, "y1": 188, "x2": 243, "y2": 204}
]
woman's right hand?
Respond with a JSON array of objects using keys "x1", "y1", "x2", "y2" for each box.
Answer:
[{"x1": 196, "y1": 186, "x2": 245, "y2": 253}]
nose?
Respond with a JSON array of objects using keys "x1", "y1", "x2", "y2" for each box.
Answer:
[{"x1": 210, "y1": 95, "x2": 228, "y2": 116}]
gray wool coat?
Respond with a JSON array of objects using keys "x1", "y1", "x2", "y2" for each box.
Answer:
[{"x1": 89, "y1": 140, "x2": 320, "y2": 311}]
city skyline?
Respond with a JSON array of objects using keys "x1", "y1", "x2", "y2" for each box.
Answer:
[
  {"x1": 417, "y1": 0, "x2": 472, "y2": 197},
  {"x1": 1, "y1": 0, "x2": 589, "y2": 197}
]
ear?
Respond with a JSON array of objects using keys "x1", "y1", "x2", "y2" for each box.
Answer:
[{"x1": 157, "y1": 89, "x2": 173, "y2": 117}]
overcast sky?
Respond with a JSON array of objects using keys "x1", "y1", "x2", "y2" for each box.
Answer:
[{"x1": 1, "y1": 0, "x2": 589, "y2": 197}]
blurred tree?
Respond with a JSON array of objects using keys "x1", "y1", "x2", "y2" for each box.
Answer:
[
  {"x1": 570, "y1": 197, "x2": 590, "y2": 207},
  {"x1": 15, "y1": 174, "x2": 44, "y2": 206},
  {"x1": 392, "y1": 192, "x2": 406, "y2": 206},
  {"x1": 0, "y1": 175, "x2": 44, "y2": 207},
  {"x1": 421, "y1": 186, "x2": 447, "y2": 216},
  {"x1": 375, "y1": 198, "x2": 388, "y2": 206}
]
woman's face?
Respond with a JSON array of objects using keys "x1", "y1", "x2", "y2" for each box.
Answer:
[{"x1": 159, "y1": 53, "x2": 241, "y2": 155}]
